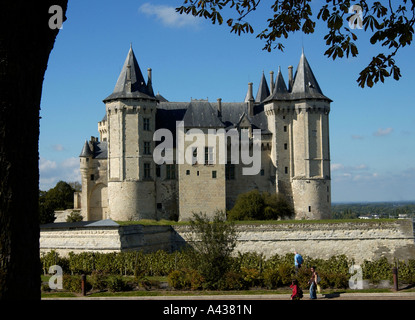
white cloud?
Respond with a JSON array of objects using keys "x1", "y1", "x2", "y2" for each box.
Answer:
[
  {"x1": 39, "y1": 158, "x2": 57, "y2": 172},
  {"x1": 52, "y1": 144, "x2": 65, "y2": 151},
  {"x1": 331, "y1": 163, "x2": 344, "y2": 171},
  {"x1": 373, "y1": 127, "x2": 393, "y2": 137},
  {"x1": 139, "y1": 3, "x2": 201, "y2": 28},
  {"x1": 39, "y1": 157, "x2": 80, "y2": 191}
]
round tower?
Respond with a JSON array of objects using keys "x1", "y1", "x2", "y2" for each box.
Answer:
[
  {"x1": 103, "y1": 46, "x2": 157, "y2": 221},
  {"x1": 264, "y1": 52, "x2": 332, "y2": 219},
  {"x1": 79, "y1": 140, "x2": 93, "y2": 220}
]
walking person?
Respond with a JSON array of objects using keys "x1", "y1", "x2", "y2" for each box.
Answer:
[
  {"x1": 290, "y1": 279, "x2": 303, "y2": 300},
  {"x1": 294, "y1": 251, "x2": 303, "y2": 274},
  {"x1": 308, "y1": 266, "x2": 319, "y2": 299}
]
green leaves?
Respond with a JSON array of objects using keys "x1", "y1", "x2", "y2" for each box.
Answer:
[
  {"x1": 357, "y1": 54, "x2": 402, "y2": 88},
  {"x1": 176, "y1": 0, "x2": 415, "y2": 87}
]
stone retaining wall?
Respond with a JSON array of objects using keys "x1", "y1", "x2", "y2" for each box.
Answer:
[{"x1": 40, "y1": 219, "x2": 415, "y2": 263}]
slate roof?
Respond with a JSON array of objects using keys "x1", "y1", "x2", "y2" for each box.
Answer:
[
  {"x1": 264, "y1": 67, "x2": 291, "y2": 102},
  {"x1": 290, "y1": 52, "x2": 332, "y2": 101},
  {"x1": 264, "y1": 52, "x2": 331, "y2": 103},
  {"x1": 255, "y1": 72, "x2": 270, "y2": 103},
  {"x1": 41, "y1": 219, "x2": 119, "y2": 229},
  {"x1": 79, "y1": 140, "x2": 93, "y2": 157},
  {"x1": 92, "y1": 141, "x2": 107, "y2": 159},
  {"x1": 182, "y1": 100, "x2": 225, "y2": 128},
  {"x1": 79, "y1": 140, "x2": 107, "y2": 159},
  {"x1": 156, "y1": 101, "x2": 270, "y2": 135},
  {"x1": 103, "y1": 46, "x2": 155, "y2": 102}
]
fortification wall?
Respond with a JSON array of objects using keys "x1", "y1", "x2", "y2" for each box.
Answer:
[{"x1": 40, "y1": 219, "x2": 415, "y2": 264}]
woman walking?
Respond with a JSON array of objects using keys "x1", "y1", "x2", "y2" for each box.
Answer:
[{"x1": 309, "y1": 266, "x2": 318, "y2": 299}]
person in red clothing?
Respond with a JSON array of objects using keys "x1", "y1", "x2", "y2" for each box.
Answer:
[{"x1": 290, "y1": 279, "x2": 303, "y2": 300}]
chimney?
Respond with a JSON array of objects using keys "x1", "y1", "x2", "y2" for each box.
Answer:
[
  {"x1": 147, "y1": 68, "x2": 152, "y2": 84},
  {"x1": 270, "y1": 71, "x2": 274, "y2": 93},
  {"x1": 247, "y1": 82, "x2": 254, "y2": 117},
  {"x1": 217, "y1": 98, "x2": 222, "y2": 118},
  {"x1": 288, "y1": 65, "x2": 293, "y2": 91}
]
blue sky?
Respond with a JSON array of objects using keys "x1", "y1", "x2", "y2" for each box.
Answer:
[{"x1": 40, "y1": 0, "x2": 415, "y2": 203}]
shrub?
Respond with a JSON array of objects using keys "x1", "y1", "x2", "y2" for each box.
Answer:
[
  {"x1": 188, "y1": 211, "x2": 237, "y2": 289},
  {"x1": 277, "y1": 263, "x2": 294, "y2": 286},
  {"x1": 228, "y1": 190, "x2": 294, "y2": 220},
  {"x1": 66, "y1": 211, "x2": 83, "y2": 222},
  {"x1": 263, "y1": 268, "x2": 280, "y2": 289},
  {"x1": 219, "y1": 270, "x2": 246, "y2": 290},
  {"x1": 88, "y1": 271, "x2": 107, "y2": 291},
  {"x1": 362, "y1": 257, "x2": 392, "y2": 284},
  {"x1": 106, "y1": 275, "x2": 129, "y2": 292},
  {"x1": 397, "y1": 259, "x2": 415, "y2": 284},
  {"x1": 63, "y1": 275, "x2": 82, "y2": 293},
  {"x1": 241, "y1": 267, "x2": 262, "y2": 288},
  {"x1": 168, "y1": 270, "x2": 188, "y2": 290},
  {"x1": 167, "y1": 269, "x2": 203, "y2": 290}
]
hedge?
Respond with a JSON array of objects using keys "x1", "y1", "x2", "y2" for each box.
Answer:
[{"x1": 41, "y1": 250, "x2": 415, "y2": 290}]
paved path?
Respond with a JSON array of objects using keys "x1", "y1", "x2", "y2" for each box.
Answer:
[{"x1": 43, "y1": 292, "x2": 415, "y2": 300}]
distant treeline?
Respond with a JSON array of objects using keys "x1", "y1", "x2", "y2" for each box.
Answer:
[{"x1": 331, "y1": 202, "x2": 415, "y2": 219}]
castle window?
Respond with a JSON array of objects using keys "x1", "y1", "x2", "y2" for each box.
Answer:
[
  {"x1": 144, "y1": 163, "x2": 151, "y2": 179},
  {"x1": 212, "y1": 170, "x2": 217, "y2": 179},
  {"x1": 260, "y1": 169, "x2": 264, "y2": 176},
  {"x1": 144, "y1": 141, "x2": 151, "y2": 155},
  {"x1": 166, "y1": 164, "x2": 176, "y2": 180},
  {"x1": 205, "y1": 147, "x2": 214, "y2": 165},
  {"x1": 156, "y1": 165, "x2": 161, "y2": 178},
  {"x1": 192, "y1": 147, "x2": 198, "y2": 165},
  {"x1": 157, "y1": 203, "x2": 162, "y2": 209},
  {"x1": 284, "y1": 126, "x2": 287, "y2": 132},
  {"x1": 226, "y1": 163, "x2": 235, "y2": 180},
  {"x1": 285, "y1": 167, "x2": 288, "y2": 174},
  {"x1": 90, "y1": 174, "x2": 95, "y2": 181},
  {"x1": 284, "y1": 143, "x2": 288, "y2": 150},
  {"x1": 143, "y1": 118, "x2": 150, "y2": 131},
  {"x1": 308, "y1": 206, "x2": 311, "y2": 212},
  {"x1": 186, "y1": 170, "x2": 190, "y2": 175}
]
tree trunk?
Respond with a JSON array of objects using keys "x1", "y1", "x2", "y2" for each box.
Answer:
[{"x1": 0, "y1": 1, "x2": 67, "y2": 299}]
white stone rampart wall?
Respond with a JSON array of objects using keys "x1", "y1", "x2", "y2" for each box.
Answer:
[{"x1": 40, "y1": 220, "x2": 415, "y2": 263}]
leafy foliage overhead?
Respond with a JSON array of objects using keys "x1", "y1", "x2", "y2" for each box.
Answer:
[{"x1": 177, "y1": 0, "x2": 415, "y2": 88}]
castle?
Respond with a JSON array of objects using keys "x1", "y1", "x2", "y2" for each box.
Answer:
[{"x1": 75, "y1": 46, "x2": 332, "y2": 222}]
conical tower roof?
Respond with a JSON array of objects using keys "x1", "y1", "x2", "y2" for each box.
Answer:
[
  {"x1": 255, "y1": 72, "x2": 270, "y2": 103},
  {"x1": 103, "y1": 46, "x2": 155, "y2": 102},
  {"x1": 290, "y1": 51, "x2": 331, "y2": 101},
  {"x1": 79, "y1": 140, "x2": 93, "y2": 157},
  {"x1": 263, "y1": 67, "x2": 291, "y2": 102}
]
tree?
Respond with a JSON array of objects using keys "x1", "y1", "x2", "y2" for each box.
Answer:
[
  {"x1": 39, "y1": 181, "x2": 76, "y2": 224},
  {"x1": 227, "y1": 189, "x2": 294, "y2": 220},
  {"x1": 187, "y1": 211, "x2": 237, "y2": 288},
  {"x1": 177, "y1": 0, "x2": 415, "y2": 88},
  {"x1": 0, "y1": 2, "x2": 68, "y2": 299}
]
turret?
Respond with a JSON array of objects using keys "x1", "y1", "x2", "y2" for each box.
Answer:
[
  {"x1": 264, "y1": 52, "x2": 332, "y2": 219},
  {"x1": 79, "y1": 140, "x2": 93, "y2": 220},
  {"x1": 103, "y1": 45, "x2": 157, "y2": 221}
]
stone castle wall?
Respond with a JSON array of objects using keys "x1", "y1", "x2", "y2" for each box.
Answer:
[{"x1": 40, "y1": 219, "x2": 415, "y2": 263}]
